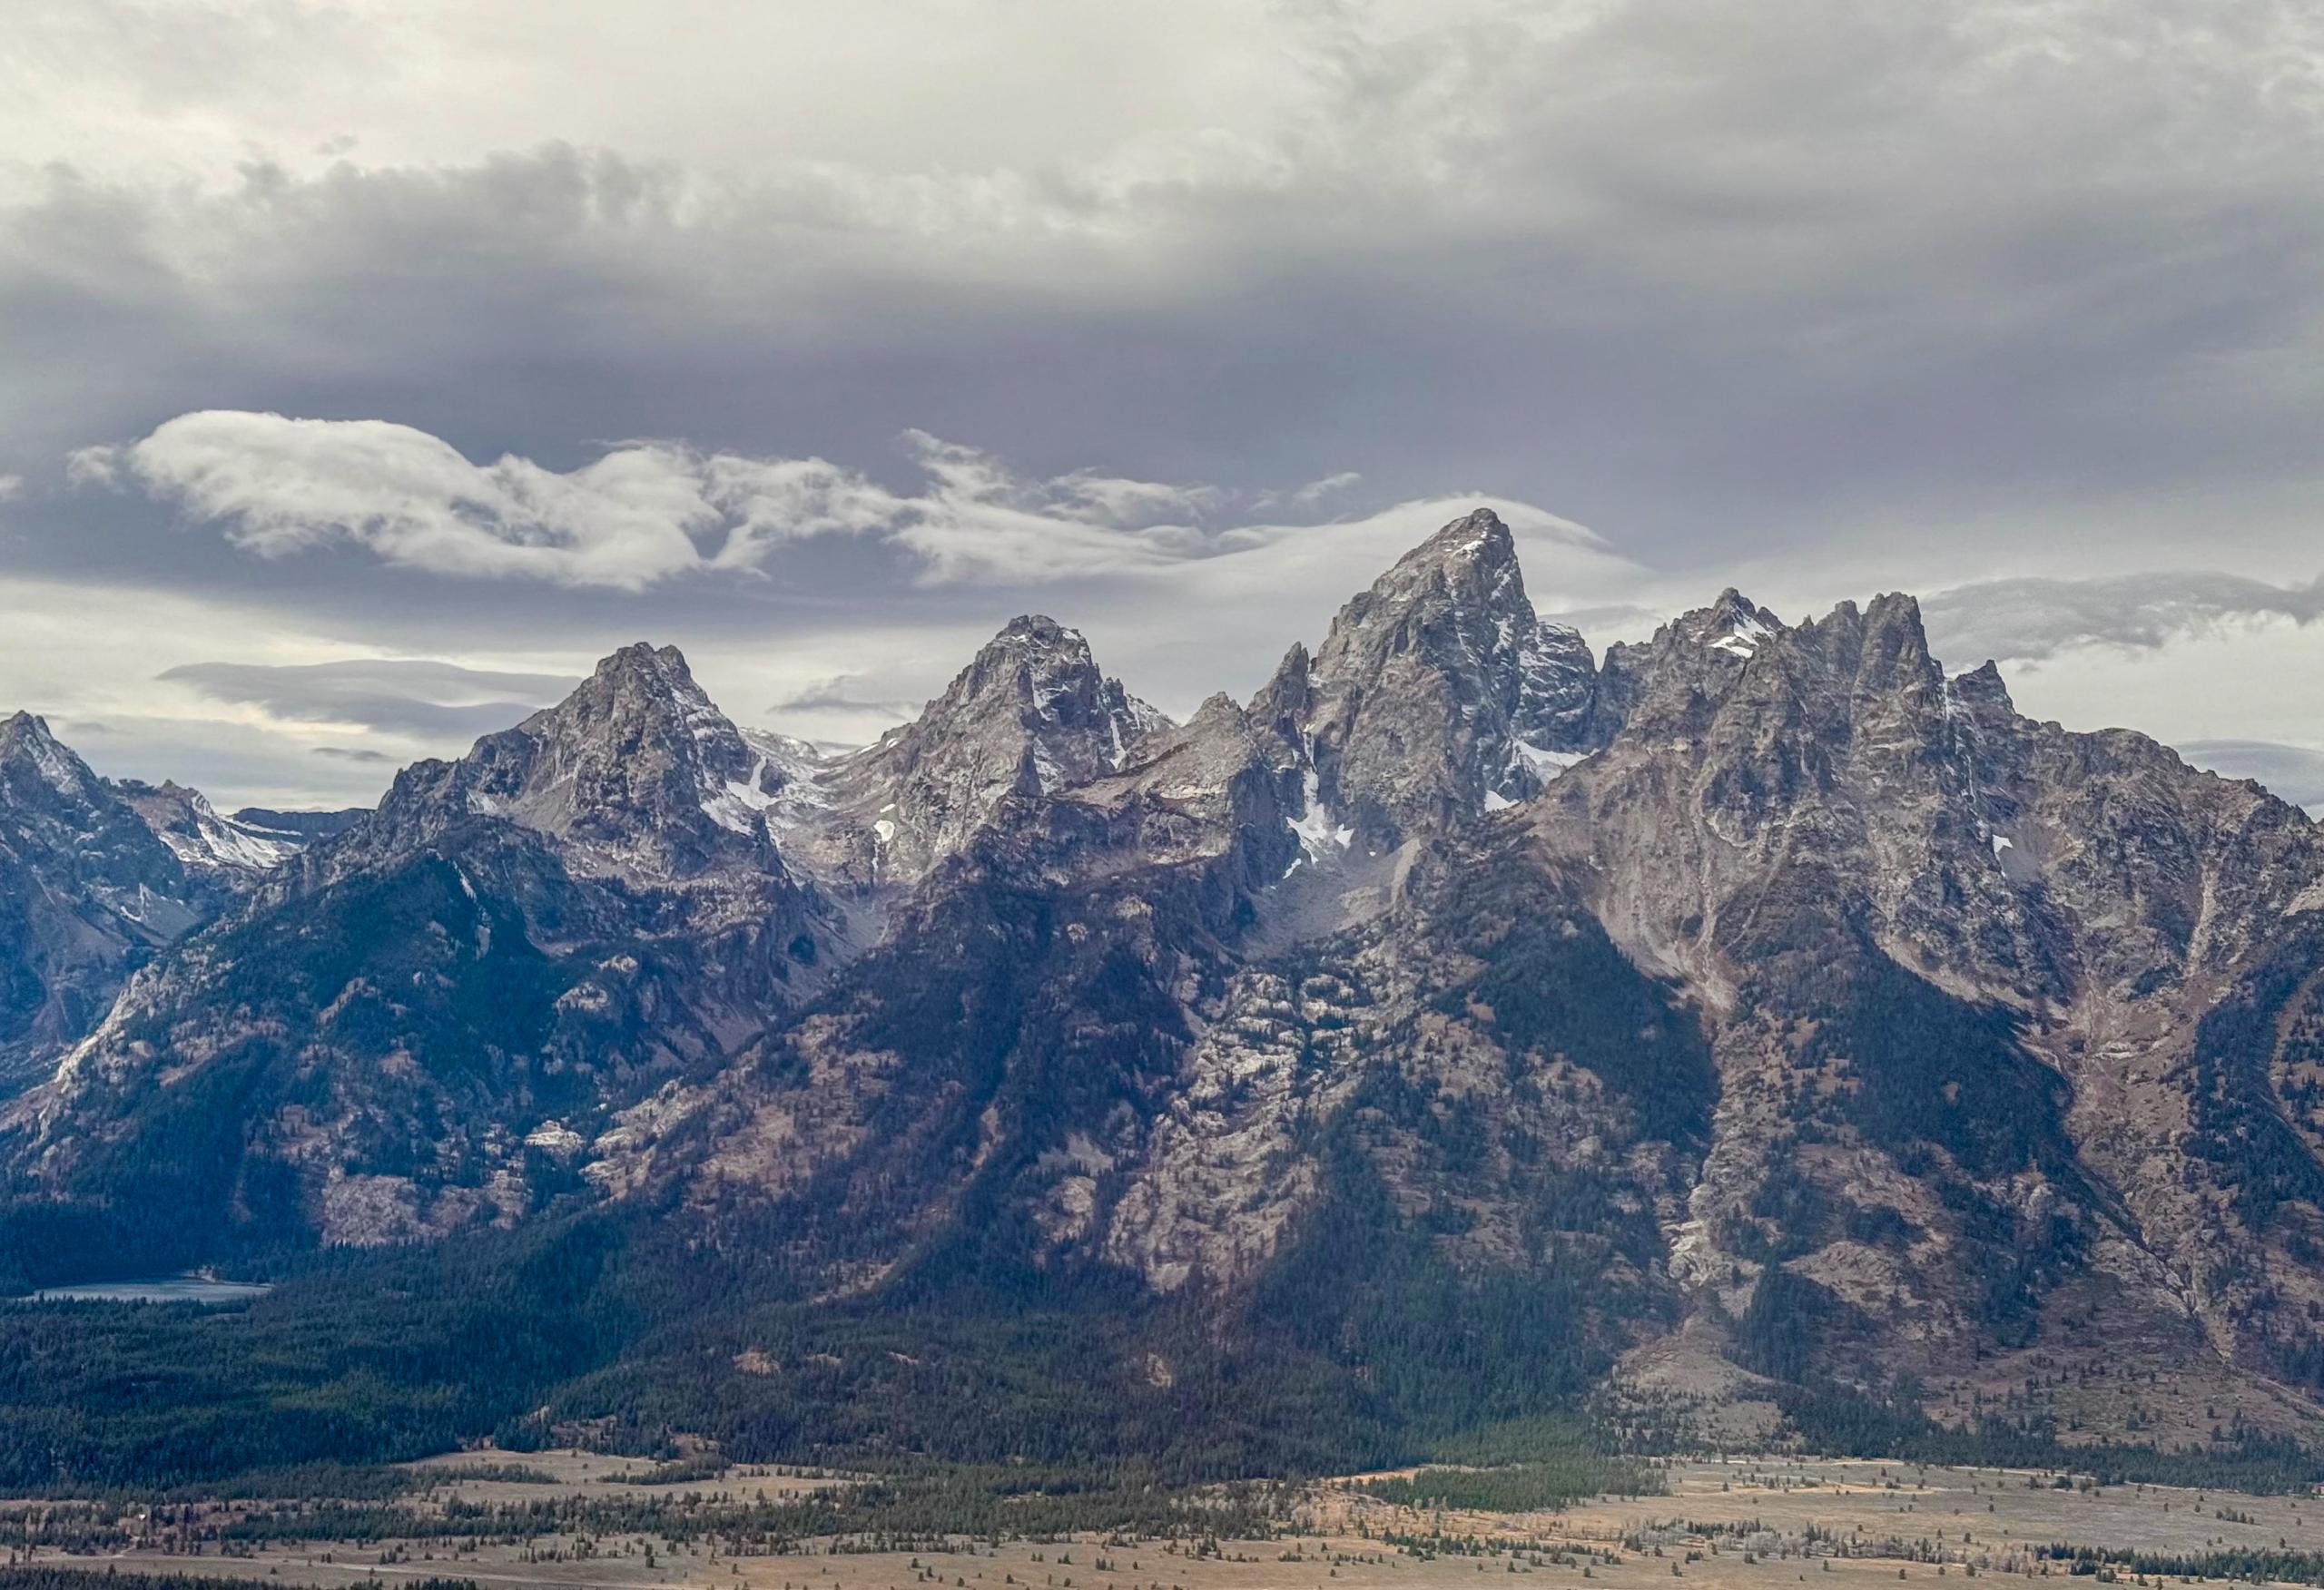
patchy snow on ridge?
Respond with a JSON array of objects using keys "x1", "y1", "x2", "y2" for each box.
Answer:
[
  {"x1": 112, "y1": 778, "x2": 308, "y2": 874},
  {"x1": 1709, "y1": 611, "x2": 1776, "y2": 658},
  {"x1": 700, "y1": 761, "x2": 780, "y2": 835},
  {"x1": 156, "y1": 810, "x2": 300, "y2": 871}
]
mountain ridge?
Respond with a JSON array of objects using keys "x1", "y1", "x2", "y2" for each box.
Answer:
[{"x1": 9, "y1": 508, "x2": 2324, "y2": 1466}]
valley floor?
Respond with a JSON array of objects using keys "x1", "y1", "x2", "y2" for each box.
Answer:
[{"x1": 19, "y1": 1458, "x2": 2324, "y2": 1590}]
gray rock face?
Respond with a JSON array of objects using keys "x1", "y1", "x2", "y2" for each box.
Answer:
[
  {"x1": 0, "y1": 714, "x2": 216, "y2": 1091},
  {"x1": 831, "y1": 615, "x2": 1167, "y2": 882},
  {"x1": 1265, "y1": 507, "x2": 1600, "y2": 852},
  {"x1": 358, "y1": 642, "x2": 793, "y2": 883},
  {"x1": 0, "y1": 716, "x2": 362, "y2": 1094},
  {"x1": 1077, "y1": 579, "x2": 2324, "y2": 1429},
  {"x1": 1525, "y1": 586, "x2": 2324, "y2": 1414},
  {"x1": 586, "y1": 688, "x2": 1304, "y2": 1251}
]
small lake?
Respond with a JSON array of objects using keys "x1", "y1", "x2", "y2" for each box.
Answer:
[{"x1": 28, "y1": 1274, "x2": 273, "y2": 1305}]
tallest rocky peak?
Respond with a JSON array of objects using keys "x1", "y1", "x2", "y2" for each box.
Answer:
[
  {"x1": 1409, "y1": 505, "x2": 1514, "y2": 563},
  {"x1": 589, "y1": 640, "x2": 703, "y2": 694},
  {"x1": 1382, "y1": 506, "x2": 1521, "y2": 591},
  {"x1": 1333, "y1": 507, "x2": 1526, "y2": 640},
  {"x1": 1285, "y1": 507, "x2": 1601, "y2": 849}
]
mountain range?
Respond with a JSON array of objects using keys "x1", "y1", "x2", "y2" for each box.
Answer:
[{"x1": 8, "y1": 507, "x2": 2324, "y2": 1470}]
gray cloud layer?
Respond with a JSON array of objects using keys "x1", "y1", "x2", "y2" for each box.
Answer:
[
  {"x1": 1923, "y1": 572, "x2": 2324, "y2": 665},
  {"x1": 11, "y1": 2, "x2": 2322, "y2": 552}
]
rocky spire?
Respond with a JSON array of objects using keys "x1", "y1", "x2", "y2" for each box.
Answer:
[
  {"x1": 367, "y1": 641, "x2": 789, "y2": 882},
  {"x1": 1588, "y1": 588, "x2": 1789, "y2": 745},
  {"x1": 1264, "y1": 506, "x2": 1601, "y2": 850},
  {"x1": 839, "y1": 615, "x2": 1168, "y2": 879},
  {"x1": 0, "y1": 712, "x2": 98, "y2": 804}
]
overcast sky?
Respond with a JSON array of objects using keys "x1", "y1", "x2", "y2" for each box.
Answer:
[{"x1": 5, "y1": 0, "x2": 2324, "y2": 810}]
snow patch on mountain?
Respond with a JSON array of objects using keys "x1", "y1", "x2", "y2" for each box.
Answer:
[
  {"x1": 1512, "y1": 741, "x2": 1586, "y2": 780},
  {"x1": 157, "y1": 816, "x2": 297, "y2": 872},
  {"x1": 1288, "y1": 770, "x2": 1354, "y2": 859},
  {"x1": 1709, "y1": 611, "x2": 1775, "y2": 657},
  {"x1": 699, "y1": 762, "x2": 779, "y2": 836}
]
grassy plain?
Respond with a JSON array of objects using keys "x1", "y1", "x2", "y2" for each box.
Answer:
[{"x1": 18, "y1": 1456, "x2": 2324, "y2": 1590}]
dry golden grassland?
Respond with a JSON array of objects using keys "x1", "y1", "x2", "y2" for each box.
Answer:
[{"x1": 21, "y1": 1457, "x2": 2324, "y2": 1590}]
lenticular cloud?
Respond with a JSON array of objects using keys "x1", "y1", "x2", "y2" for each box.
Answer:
[{"x1": 70, "y1": 410, "x2": 1534, "y2": 593}]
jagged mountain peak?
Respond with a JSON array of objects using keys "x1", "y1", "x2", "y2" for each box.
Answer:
[
  {"x1": 1950, "y1": 656, "x2": 2014, "y2": 713},
  {"x1": 1641, "y1": 588, "x2": 1933, "y2": 685},
  {"x1": 1593, "y1": 586, "x2": 1962, "y2": 766},
  {"x1": 930, "y1": 612, "x2": 1166, "y2": 770},
  {"x1": 1336, "y1": 506, "x2": 1524, "y2": 631},
  {"x1": 942, "y1": 615, "x2": 1147, "y2": 729},
  {"x1": 834, "y1": 613, "x2": 1167, "y2": 879},
  {"x1": 1848, "y1": 591, "x2": 1942, "y2": 691},
  {"x1": 0, "y1": 711, "x2": 97, "y2": 801},
  {"x1": 1795, "y1": 588, "x2": 1926, "y2": 643},
  {"x1": 1285, "y1": 507, "x2": 1601, "y2": 848},
  {"x1": 9, "y1": 643, "x2": 842, "y2": 1242},
  {"x1": 543, "y1": 639, "x2": 750, "y2": 759},
  {"x1": 600, "y1": 637, "x2": 687, "y2": 671},
  {"x1": 1676, "y1": 586, "x2": 1782, "y2": 658},
  {"x1": 1399, "y1": 503, "x2": 1517, "y2": 565},
  {"x1": 988, "y1": 612, "x2": 1078, "y2": 646},
  {"x1": 1588, "y1": 588, "x2": 1959, "y2": 758},
  {"x1": 0, "y1": 716, "x2": 219, "y2": 1088},
  {"x1": 0, "y1": 720, "x2": 312, "y2": 891},
  {"x1": 548, "y1": 641, "x2": 730, "y2": 740},
  {"x1": 1249, "y1": 643, "x2": 1313, "y2": 742},
  {"x1": 352, "y1": 639, "x2": 793, "y2": 881}
]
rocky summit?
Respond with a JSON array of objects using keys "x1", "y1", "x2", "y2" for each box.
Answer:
[{"x1": 10, "y1": 508, "x2": 2324, "y2": 1467}]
